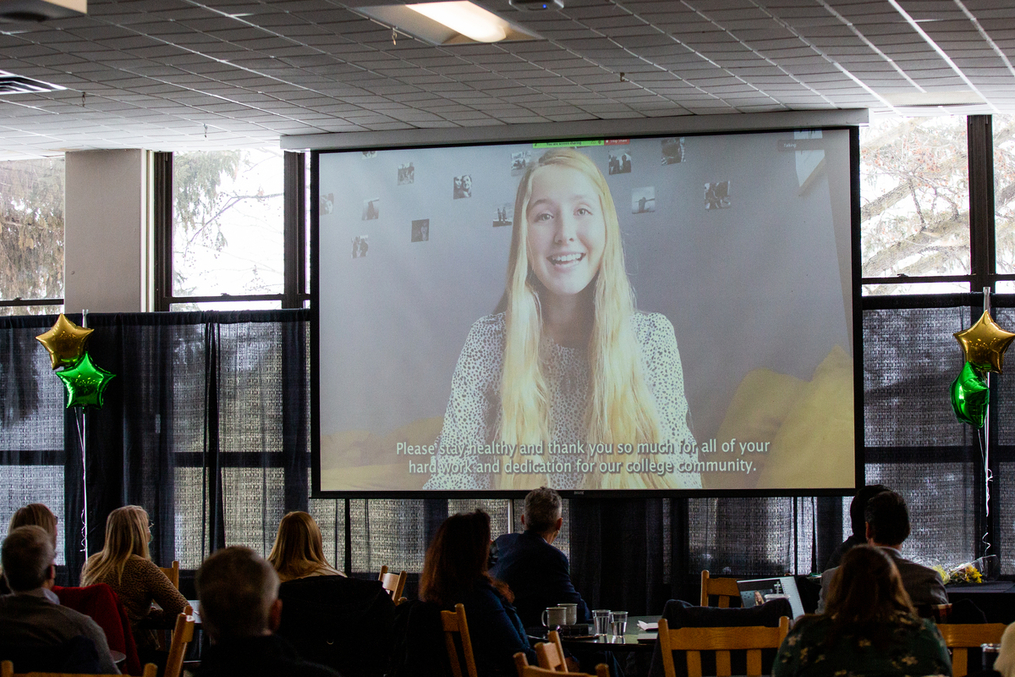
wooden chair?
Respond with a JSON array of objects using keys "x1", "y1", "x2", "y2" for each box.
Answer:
[
  {"x1": 1, "y1": 660, "x2": 157, "y2": 677},
  {"x1": 700, "y1": 570, "x2": 740, "y2": 608},
  {"x1": 163, "y1": 610, "x2": 196, "y2": 677},
  {"x1": 513, "y1": 653, "x2": 609, "y2": 677},
  {"x1": 159, "y1": 560, "x2": 180, "y2": 589},
  {"x1": 535, "y1": 630, "x2": 568, "y2": 672},
  {"x1": 379, "y1": 565, "x2": 407, "y2": 603},
  {"x1": 442, "y1": 603, "x2": 478, "y2": 677},
  {"x1": 936, "y1": 623, "x2": 1006, "y2": 677},
  {"x1": 657, "y1": 616, "x2": 790, "y2": 677}
]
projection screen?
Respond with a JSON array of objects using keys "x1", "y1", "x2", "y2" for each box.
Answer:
[{"x1": 314, "y1": 126, "x2": 858, "y2": 495}]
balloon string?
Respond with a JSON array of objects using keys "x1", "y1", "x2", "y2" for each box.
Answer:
[
  {"x1": 979, "y1": 425, "x2": 992, "y2": 556},
  {"x1": 75, "y1": 409, "x2": 87, "y2": 556}
]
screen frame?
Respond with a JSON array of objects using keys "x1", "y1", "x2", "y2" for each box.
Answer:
[{"x1": 305, "y1": 113, "x2": 866, "y2": 499}]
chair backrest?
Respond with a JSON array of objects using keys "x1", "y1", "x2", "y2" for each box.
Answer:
[
  {"x1": 700, "y1": 570, "x2": 740, "y2": 608},
  {"x1": 657, "y1": 616, "x2": 790, "y2": 677},
  {"x1": 535, "y1": 631, "x2": 568, "y2": 672},
  {"x1": 51, "y1": 583, "x2": 141, "y2": 676},
  {"x1": 163, "y1": 611, "x2": 196, "y2": 677},
  {"x1": 380, "y1": 568, "x2": 407, "y2": 602},
  {"x1": 513, "y1": 656, "x2": 609, "y2": 677},
  {"x1": 936, "y1": 623, "x2": 1007, "y2": 677},
  {"x1": 0, "y1": 659, "x2": 157, "y2": 677},
  {"x1": 159, "y1": 560, "x2": 180, "y2": 589},
  {"x1": 276, "y1": 575, "x2": 396, "y2": 677},
  {"x1": 442, "y1": 603, "x2": 479, "y2": 677}
]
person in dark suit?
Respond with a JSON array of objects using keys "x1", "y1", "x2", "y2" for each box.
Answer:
[
  {"x1": 817, "y1": 490, "x2": 947, "y2": 614},
  {"x1": 489, "y1": 487, "x2": 591, "y2": 629},
  {"x1": 823, "y1": 484, "x2": 888, "y2": 570}
]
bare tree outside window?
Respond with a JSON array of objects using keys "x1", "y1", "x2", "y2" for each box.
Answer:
[
  {"x1": 0, "y1": 157, "x2": 64, "y2": 316},
  {"x1": 860, "y1": 116, "x2": 971, "y2": 294},
  {"x1": 993, "y1": 115, "x2": 1015, "y2": 285},
  {"x1": 172, "y1": 149, "x2": 284, "y2": 309}
]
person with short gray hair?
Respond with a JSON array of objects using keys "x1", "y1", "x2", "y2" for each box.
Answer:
[
  {"x1": 193, "y1": 546, "x2": 339, "y2": 677},
  {"x1": 489, "y1": 487, "x2": 590, "y2": 629},
  {"x1": 0, "y1": 525, "x2": 119, "y2": 674},
  {"x1": 523, "y1": 487, "x2": 562, "y2": 535}
]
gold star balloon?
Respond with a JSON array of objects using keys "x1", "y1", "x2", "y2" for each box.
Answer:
[
  {"x1": 954, "y1": 310, "x2": 1015, "y2": 374},
  {"x1": 35, "y1": 314, "x2": 94, "y2": 370}
]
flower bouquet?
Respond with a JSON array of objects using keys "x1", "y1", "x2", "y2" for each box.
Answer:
[{"x1": 933, "y1": 555, "x2": 998, "y2": 584}]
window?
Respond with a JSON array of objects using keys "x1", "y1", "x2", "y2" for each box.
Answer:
[
  {"x1": 170, "y1": 149, "x2": 286, "y2": 311},
  {"x1": 0, "y1": 157, "x2": 65, "y2": 316},
  {"x1": 860, "y1": 116, "x2": 970, "y2": 294}
]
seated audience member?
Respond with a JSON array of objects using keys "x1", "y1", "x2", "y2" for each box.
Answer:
[
  {"x1": 194, "y1": 545, "x2": 341, "y2": 677},
  {"x1": 817, "y1": 490, "x2": 947, "y2": 613},
  {"x1": 823, "y1": 484, "x2": 888, "y2": 570},
  {"x1": 1, "y1": 503, "x2": 59, "y2": 594},
  {"x1": 489, "y1": 486, "x2": 590, "y2": 629},
  {"x1": 420, "y1": 510, "x2": 536, "y2": 677},
  {"x1": 267, "y1": 511, "x2": 344, "y2": 582},
  {"x1": 80, "y1": 505, "x2": 188, "y2": 654},
  {"x1": 0, "y1": 525, "x2": 120, "y2": 674},
  {"x1": 774, "y1": 545, "x2": 950, "y2": 677},
  {"x1": 992, "y1": 622, "x2": 1015, "y2": 677}
]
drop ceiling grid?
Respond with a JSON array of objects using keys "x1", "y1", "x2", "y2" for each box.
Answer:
[{"x1": 0, "y1": 0, "x2": 1007, "y2": 158}]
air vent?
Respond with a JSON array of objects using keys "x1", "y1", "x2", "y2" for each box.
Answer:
[{"x1": 0, "y1": 74, "x2": 65, "y2": 94}]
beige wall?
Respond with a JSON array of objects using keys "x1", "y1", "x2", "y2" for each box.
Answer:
[{"x1": 64, "y1": 149, "x2": 148, "y2": 313}]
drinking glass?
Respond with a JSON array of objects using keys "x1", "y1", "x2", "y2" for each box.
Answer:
[
  {"x1": 593, "y1": 609, "x2": 612, "y2": 636},
  {"x1": 611, "y1": 611, "x2": 628, "y2": 637}
]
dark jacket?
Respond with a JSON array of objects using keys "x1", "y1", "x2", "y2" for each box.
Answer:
[
  {"x1": 194, "y1": 634, "x2": 342, "y2": 677},
  {"x1": 489, "y1": 531, "x2": 590, "y2": 629},
  {"x1": 458, "y1": 582, "x2": 536, "y2": 677}
]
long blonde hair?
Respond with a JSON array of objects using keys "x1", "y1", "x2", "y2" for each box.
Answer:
[
  {"x1": 9, "y1": 503, "x2": 58, "y2": 549},
  {"x1": 81, "y1": 505, "x2": 151, "y2": 586},
  {"x1": 498, "y1": 149, "x2": 662, "y2": 486},
  {"x1": 267, "y1": 511, "x2": 340, "y2": 582}
]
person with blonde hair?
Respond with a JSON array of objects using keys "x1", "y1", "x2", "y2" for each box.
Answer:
[
  {"x1": 267, "y1": 511, "x2": 343, "y2": 583},
  {"x1": 80, "y1": 505, "x2": 187, "y2": 653},
  {"x1": 2, "y1": 503, "x2": 59, "y2": 594},
  {"x1": 427, "y1": 147, "x2": 698, "y2": 490},
  {"x1": 9, "y1": 503, "x2": 59, "y2": 548},
  {"x1": 773, "y1": 545, "x2": 950, "y2": 677}
]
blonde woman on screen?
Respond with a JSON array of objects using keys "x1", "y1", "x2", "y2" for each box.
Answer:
[{"x1": 426, "y1": 148, "x2": 698, "y2": 490}]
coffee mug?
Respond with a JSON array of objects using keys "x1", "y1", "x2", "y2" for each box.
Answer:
[
  {"x1": 559, "y1": 603, "x2": 578, "y2": 626},
  {"x1": 542, "y1": 606, "x2": 567, "y2": 629}
]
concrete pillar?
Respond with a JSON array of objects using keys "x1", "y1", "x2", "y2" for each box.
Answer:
[{"x1": 64, "y1": 149, "x2": 149, "y2": 313}]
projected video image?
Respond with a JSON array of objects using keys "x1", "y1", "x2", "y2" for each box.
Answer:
[{"x1": 316, "y1": 130, "x2": 856, "y2": 494}]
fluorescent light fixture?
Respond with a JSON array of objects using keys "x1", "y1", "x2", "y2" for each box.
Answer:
[
  {"x1": 357, "y1": 2, "x2": 541, "y2": 45},
  {"x1": 407, "y1": 2, "x2": 506, "y2": 43},
  {"x1": 882, "y1": 91, "x2": 985, "y2": 107},
  {"x1": 0, "y1": 0, "x2": 86, "y2": 22}
]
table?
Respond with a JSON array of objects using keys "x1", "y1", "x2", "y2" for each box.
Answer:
[
  {"x1": 946, "y1": 582, "x2": 1015, "y2": 624},
  {"x1": 530, "y1": 615, "x2": 658, "y2": 654}
]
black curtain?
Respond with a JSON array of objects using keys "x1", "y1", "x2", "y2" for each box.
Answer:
[{"x1": 0, "y1": 298, "x2": 1002, "y2": 604}]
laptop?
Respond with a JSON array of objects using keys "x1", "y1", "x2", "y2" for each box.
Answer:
[{"x1": 736, "y1": 576, "x2": 805, "y2": 619}]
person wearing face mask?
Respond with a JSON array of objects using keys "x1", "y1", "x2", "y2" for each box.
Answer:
[
  {"x1": 426, "y1": 148, "x2": 698, "y2": 491},
  {"x1": 81, "y1": 505, "x2": 187, "y2": 656}
]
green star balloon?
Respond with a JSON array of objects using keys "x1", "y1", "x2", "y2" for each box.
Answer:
[
  {"x1": 950, "y1": 362, "x2": 989, "y2": 429},
  {"x1": 56, "y1": 352, "x2": 115, "y2": 409}
]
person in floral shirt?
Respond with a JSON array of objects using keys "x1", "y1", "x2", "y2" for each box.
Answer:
[{"x1": 774, "y1": 545, "x2": 950, "y2": 677}]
